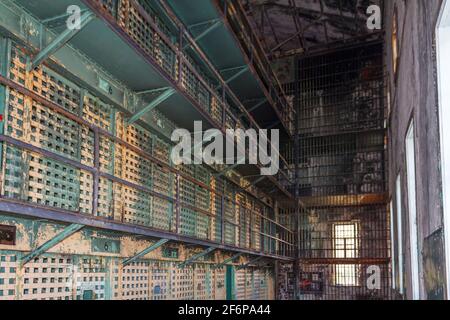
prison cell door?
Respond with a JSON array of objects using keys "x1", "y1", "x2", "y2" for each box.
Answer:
[{"x1": 226, "y1": 265, "x2": 236, "y2": 300}]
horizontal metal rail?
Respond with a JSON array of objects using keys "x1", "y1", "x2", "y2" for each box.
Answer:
[
  {"x1": 299, "y1": 258, "x2": 390, "y2": 265},
  {"x1": 156, "y1": 0, "x2": 292, "y2": 178},
  {"x1": 80, "y1": 0, "x2": 293, "y2": 198},
  {"x1": 0, "y1": 81, "x2": 295, "y2": 256},
  {"x1": 0, "y1": 133, "x2": 293, "y2": 243},
  {"x1": 0, "y1": 198, "x2": 294, "y2": 261},
  {"x1": 0, "y1": 74, "x2": 292, "y2": 233},
  {"x1": 213, "y1": 0, "x2": 295, "y2": 132}
]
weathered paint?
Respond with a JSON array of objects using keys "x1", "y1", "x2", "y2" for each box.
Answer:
[{"x1": 385, "y1": 0, "x2": 447, "y2": 300}]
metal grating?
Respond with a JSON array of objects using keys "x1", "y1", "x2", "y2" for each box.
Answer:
[
  {"x1": 0, "y1": 249, "x2": 276, "y2": 300},
  {"x1": 298, "y1": 205, "x2": 389, "y2": 260},
  {"x1": 22, "y1": 256, "x2": 73, "y2": 300},
  {"x1": 170, "y1": 265, "x2": 194, "y2": 300},
  {"x1": 193, "y1": 264, "x2": 213, "y2": 300},
  {"x1": 118, "y1": 0, "x2": 178, "y2": 78},
  {"x1": 121, "y1": 261, "x2": 150, "y2": 300},
  {"x1": 284, "y1": 43, "x2": 392, "y2": 300},
  {"x1": 298, "y1": 263, "x2": 393, "y2": 300},
  {"x1": 1, "y1": 37, "x2": 294, "y2": 260},
  {"x1": 235, "y1": 268, "x2": 271, "y2": 300},
  {"x1": 0, "y1": 253, "x2": 17, "y2": 300},
  {"x1": 277, "y1": 262, "x2": 295, "y2": 300},
  {"x1": 149, "y1": 261, "x2": 171, "y2": 300},
  {"x1": 297, "y1": 131, "x2": 386, "y2": 197}
]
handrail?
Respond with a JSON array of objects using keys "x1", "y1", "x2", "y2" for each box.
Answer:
[
  {"x1": 82, "y1": 0, "x2": 294, "y2": 197},
  {"x1": 214, "y1": 0, "x2": 296, "y2": 133},
  {"x1": 0, "y1": 75, "x2": 295, "y2": 253}
]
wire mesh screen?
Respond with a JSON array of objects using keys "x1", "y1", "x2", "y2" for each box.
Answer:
[
  {"x1": 298, "y1": 262, "x2": 395, "y2": 300},
  {"x1": 299, "y1": 205, "x2": 389, "y2": 260},
  {"x1": 290, "y1": 43, "x2": 394, "y2": 300}
]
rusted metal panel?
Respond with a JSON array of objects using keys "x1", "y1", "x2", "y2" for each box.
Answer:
[{"x1": 423, "y1": 229, "x2": 446, "y2": 300}]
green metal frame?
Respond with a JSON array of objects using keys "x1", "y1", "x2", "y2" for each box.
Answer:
[
  {"x1": 127, "y1": 88, "x2": 176, "y2": 125},
  {"x1": 122, "y1": 238, "x2": 170, "y2": 267},
  {"x1": 0, "y1": 37, "x2": 11, "y2": 169},
  {"x1": 214, "y1": 252, "x2": 242, "y2": 269},
  {"x1": 226, "y1": 265, "x2": 236, "y2": 300},
  {"x1": 215, "y1": 66, "x2": 249, "y2": 90},
  {"x1": 21, "y1": 224, "x2": 84, "y2": 266},
  {"x1": 29, "y1": 11, "x2": 95, "y2": 70},
  {"x1": 179, "y1": 246, "x2": 216, "y2": 268},
  {"x1": 237, "y1": 256, "x2": 263, "y2": 270},
  {"x1": 245, "y1": 98, "x2": 267, "y2": 115},
  {"x1": 184, "y1": 19, "x2": 222, "y2": 50},
  {"x1": 0, "y1": 0, "x2": 296, "y2": 263}
]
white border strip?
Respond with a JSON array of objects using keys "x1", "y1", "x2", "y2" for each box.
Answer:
[{"x1": 436, "y1": 0, "x2": 450, "y2": 300}]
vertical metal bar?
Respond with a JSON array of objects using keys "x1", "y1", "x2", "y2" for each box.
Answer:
[
  {"x1": 293, "y1": 55, "x2": 301, "y2": 298},
  {"x1": 221, "y1": 93, "x2": 226, "y2": 129},
  {"x1": 104, "y1": 257, "x2": 113, "y2": 300},
  {"x1": 73, "y1": 88, "x2": 86, "y2": 213},
  {"x1": 221, "y1": 194, "x2": 225, "y2": 244},
  {"x1": 114, "y1": 0, "x2": 121, "y2": 19},
  {"x1": 250, "y1": 204, "x2": 253, "y2": 249},
  {"x1": 92, "y1": 127, "x2": 100, "y2": 216},
  {"x1": 0, "y1": 37, "x2": 11, "y2": 185},
  {"x1": 178, "y1": 26, "x2": 183, "y2": 85},
  {"x1": 29, "y1": 11, "x2": 95, "y2": 70},
  {"x1": 108, "y1": 108, "x2": 116, "y2": 220},
  {"x1": 175, "y1": 173, "x2": 180, "y2": 234}
]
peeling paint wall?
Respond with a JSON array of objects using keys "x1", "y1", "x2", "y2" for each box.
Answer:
[
  {"x1": 0, "y1": 216, "x2": 275, "y2": 300},
  {"x1": 384, "y1": 0, "x2": 447, "y2": 300}
]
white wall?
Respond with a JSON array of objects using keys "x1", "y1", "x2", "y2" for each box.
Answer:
[{"x1": 405, "y1": 121, "x2": 420, "y2": 299}]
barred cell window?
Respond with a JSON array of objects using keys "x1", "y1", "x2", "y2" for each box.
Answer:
[{"x1": 333, "y1": 222, "x2": 359, "y2": 286}]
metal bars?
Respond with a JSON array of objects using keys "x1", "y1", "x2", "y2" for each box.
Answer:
[
  {"x1": 123, "y1": 238, "x2": 170, "y2": 267},
  {"x1": 0, "y1": 250, "x2": 273, "y2": 300},
  {"x1": 20, "y1": 224, "x2": 84, "y2": 265},
  {"x1": 29, "y1": 11, "x2": 96, "y2": 70},
  {"x1": 0, "y1": 41, "x2": 295, "y2": 258},
  {"x1": 289, "y1": 43, "x2": 391, "y2": 300},
  {"x1": 127, "y1": 88, "x2": 175, "y2": 125}
]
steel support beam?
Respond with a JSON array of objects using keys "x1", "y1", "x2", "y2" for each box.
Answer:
[
  {"x1": 214, "y1": 253, "x2": 242, "y2": 269},
  {"x1": 122, "y1": 239, "x2": 170, "y2": 267},
  {"x1": 0, "y1": 37, "x2": 10, "y2": 167},
  {"x1": 42, "y1": 9, "x2": 90, "y2": 24},
  {"x1": 237, "y1": 256, "x2": 263, "y2": 270},
  {"x1": 245, "y1": 98, "x2": 267, "y2": 114},
  {"x1": 184, "y1": 20, "x2": 222, "y2": 50},
  {"x1": 127, "y1": 88, "x2": 175, "y2": 125},
  {"x1": 188, "y1": 18, "x2": 221, "y2": 30},
  {"x1": 179, "y1": 247, "x2": 216, "y2": 268},
  {"x1": 29, "y1": 11, "x2": 95, "y2": 70},
  {"x1": 137, "y1": 86, "x2": 172, "y2": 95},
  {"x1": 21, "y1": 224, "x2": 84, "y2": 266},
  {"x1": 221, "y1": 66, "x2": 249, "y2": 86},
  {"x1": 0, "y1": 200, "x2": 294, "y2": 261}
]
